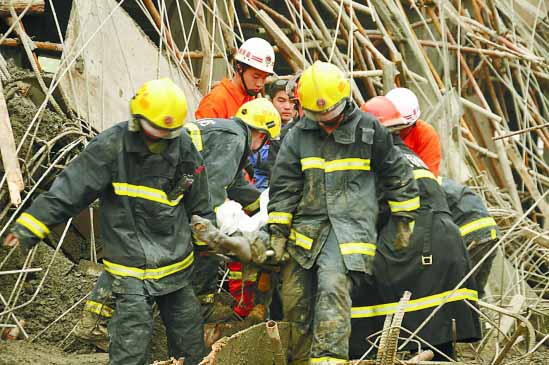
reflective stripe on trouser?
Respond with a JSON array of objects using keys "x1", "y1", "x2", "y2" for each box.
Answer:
[
  {"x1": 351, "y1": 288, "x2": 478, "y2": 318},
  {"x1": 281, "y1": 228, "x2": 352, "y2": 363},
  {"x1": 109, "y1": 284, "x2": 205, "y2": 365},
  {"x1": 85, "y1": 271, "x2": 115, "y2": 319}
]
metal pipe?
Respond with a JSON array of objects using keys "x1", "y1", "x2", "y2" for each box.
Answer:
[{"x1": 266, "y1": 320, "x2": 287, "y2": 365}]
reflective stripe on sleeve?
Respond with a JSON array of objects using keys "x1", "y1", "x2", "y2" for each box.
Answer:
[
  {"x1": 192, "y1": 233, "x2": 207, "y2": 246},
  {"x1": 267, "y1": 212, "x2": 293, "y2": 225},
  {"x1": 388, "y1": 196, "x2": 420, "y2": 213},
  {"x1": 84, "y1": 300, "x2": 114, "y2": 318},
  {"x1": 112, "y1": 182, "x2": 183, "y2": 206},
  {"x1": 351, "y1": 288, "x2": 478, "y2": 318},
  {"x1": 243, "y1": 198, "x2": 260, "y2": 213},
  {"x1": 459, "y1": 217, "x2": 497, "y2": 237},
  {"x1": 413, "y1": 169, "x2": 437, "y2": 182},
  {"x1": 16, "y1": 212, "x2": 50, "y2": 239},
  {"x1": 289, "y1": 229, "x2": 313, "y2": 250},
  {"x1": 184, "y1": 123, "x2": 203, "y2": 151},
  {"x1": 339, "y1": 242, "x2": 376, "y2": 256},
  {"x1": 103, "y1": 251, "x2": 194, "y2": 280}
]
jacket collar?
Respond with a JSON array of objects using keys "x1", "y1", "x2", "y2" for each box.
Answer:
[
  {"x1": 297, "y1": 102, "x2": 362, "y2": 144},
  {"x1": 124, "y1": 126, "x2": 179, "y2": 165},
  {"x1": 221, "y1": 78, "x2": 252, "y2": 108}
]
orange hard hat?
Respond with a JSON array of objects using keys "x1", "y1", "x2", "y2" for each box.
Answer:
[{"x1": 360, "y1": 96, "x2": 407, "y2": 131}]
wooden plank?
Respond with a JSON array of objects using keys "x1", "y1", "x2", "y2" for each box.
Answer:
[
  {"x1": 0, "y1": 78, "x2": 24, "y2": 206},
  {"x1": 0, "y1": 0, "x2": 44, "y2": 16},
  {"x1": 195, "y1": 0, "x2": 213, "y2": 94}
]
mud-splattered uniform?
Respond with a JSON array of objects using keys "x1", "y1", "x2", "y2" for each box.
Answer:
[
  {"x1": 184, "y1": 118, "x2": 261, "y2": 317},
  {"x1": 11, "y1": 122, "x2": 212, "y2": 365},
  {"x1": 268, "y1": 103, "x2": 419, "y2": 363},
  {"x1": 350, "y1": 140, "x2": 481, "y2": 359}
]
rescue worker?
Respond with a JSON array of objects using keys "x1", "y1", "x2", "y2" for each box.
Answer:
[
  {"x1": 354, "y1": 97, "x2": 481, "y2": 360},
  {"x1": 3, "y1": 79, "x2": 212, "y2": 365},
  {"x1": 268, "y1": 61, "x2": 420, "y2": 364},
  {"x1": 249, "y1": 79, "x2": 297, "y2": 190},
  {"x1": 265, "y1": 78, "x2": 300, "y2": 171},
  {"x1": 195, "y1": 37, "x2": 275, "y2": 119},
  {"x1": 186, "y1": 98, "x2": 281, "y2": 318},
  {"x1": 194, "y1": 38, "x2": 275, "y2": 308},
  {"x1": 386, "y1": 87, "x2": 442, "y2": 176},
  {"x1": 441, "y1": 177, "x2": 500, "y2": 298}
]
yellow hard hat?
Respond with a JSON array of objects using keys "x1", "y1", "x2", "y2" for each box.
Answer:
[
  {"x1": 130, "y1": 78, "x2": 188, "y2": 132},
  {"x1": 235, "y1": 98, "x2": 281, "y2": 139},
  {"x1": 298, "y1": 61, "x2": 350, "y2": 122}
]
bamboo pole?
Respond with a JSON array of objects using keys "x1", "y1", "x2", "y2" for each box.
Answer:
[
  {"x1": 0, "y1": 38, "x2": 63, "y2": 52},
  {"x1": 0, "y1": 0, "x2": 44, "y2": 16},
  {"x1": 0, "y1": 78, "x2": 24, "y2": 206}
]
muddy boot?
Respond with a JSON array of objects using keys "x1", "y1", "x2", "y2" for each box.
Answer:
[
  {"x1": 192, "y1": 215, "x2": 252, "y2": 262},
  {"x1": 74, "y1": 310, "x2": 110, "y2": 351}
]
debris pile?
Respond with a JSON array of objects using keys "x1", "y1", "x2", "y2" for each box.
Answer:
[{"x1": 1, "y1": 0, "x2": 548, "y2": 364}]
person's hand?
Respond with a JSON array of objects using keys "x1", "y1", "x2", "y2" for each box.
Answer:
[
  {"x1": 394, "y1": 217, "x2": 413, "y2": 250},
  {"x1": 268, "y1": 234, "x2": 289, "y2": 264},
  {"x1": 3, "y1": 233, "x2": 20, "y2": 248}
]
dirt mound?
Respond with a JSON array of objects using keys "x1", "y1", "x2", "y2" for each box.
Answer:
[{"x1": 0, "y1": 341, "x2": 108, "y2": 365}]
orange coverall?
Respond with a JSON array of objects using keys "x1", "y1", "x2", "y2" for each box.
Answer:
[
  {"x1": 400, "y1": 119, "x2": 441, "y2": 176},
  {"x1": 195, "y1": 78, "x2": 253, "y2": 119}
]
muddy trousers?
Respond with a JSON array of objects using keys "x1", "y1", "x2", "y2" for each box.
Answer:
[
  {"x1": 74, "y1": 271, "x2": 114, "y2": 349},
  {"x1": 108, "y1": 284, "x2": 206, "y2": 365},
  {"x1": 85, "y1": 271, "x2": 115, "y2": 319},
  {"x1": 281, "y1": 229, "x2": 352, "y2": 364}
]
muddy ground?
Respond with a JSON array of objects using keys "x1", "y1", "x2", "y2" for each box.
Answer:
[{"x1": 0, "y1": 241, "x2": 171, "y2": 364}]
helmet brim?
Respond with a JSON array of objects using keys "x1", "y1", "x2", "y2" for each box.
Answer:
[
  {"x1": 139, "y1": 119, "x2": 181, "y2": 139},
  {"x1": 303, "y1": 100, "x2": 346, "y2": 122}
]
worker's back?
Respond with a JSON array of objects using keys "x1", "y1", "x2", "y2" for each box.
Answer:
[{"x1": 351, "y1": 138, "x2": 481, "y2": 358}]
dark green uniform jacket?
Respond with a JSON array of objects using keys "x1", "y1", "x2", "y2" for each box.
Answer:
[
  {"x1": 441, "y1": 177, "x2": 500, "y2": 244},
  {"x1": 184, "y1": 118, "x2": 261, "y2": 213},
  {"x1": 351, "y1": 140, "x2": 481, "y2": 354},
  {"x1": 13, "y1": 122, "x2": 213, "y2": 295},
  {"x1": 268, "y1": 103, "x2": 419, "y2": 274}
]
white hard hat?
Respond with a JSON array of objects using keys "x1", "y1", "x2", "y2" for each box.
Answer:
[
  {"x1": 385, "y1": 87, "x2": 420, "y2": 125},
  {"x1": 234, "y1": 38, "x2": 275, "y2": 74}
]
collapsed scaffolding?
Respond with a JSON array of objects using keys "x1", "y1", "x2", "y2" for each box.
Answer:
[{"x1": 0, "y1": 0, "x2": 548, "y2": 364}]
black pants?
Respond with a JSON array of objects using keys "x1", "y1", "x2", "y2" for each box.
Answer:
[{"x1": 108, "y1": 284, "x2": 206, "y2": 365}]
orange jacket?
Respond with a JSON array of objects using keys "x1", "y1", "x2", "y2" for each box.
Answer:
[
  {"x1": 400, "y1": 119, "x2": 441, "y2": 176},
  {"x1": 195, "y1": 78, "x2": 254, "y2": 119}
]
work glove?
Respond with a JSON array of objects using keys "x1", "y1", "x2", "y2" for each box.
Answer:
[
  {"x1": 268, "y1": 234, "x2": 289, "y2": 264},
  {"x1": 393, "y1": 216, "x2": 414, "y2": 250}
]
